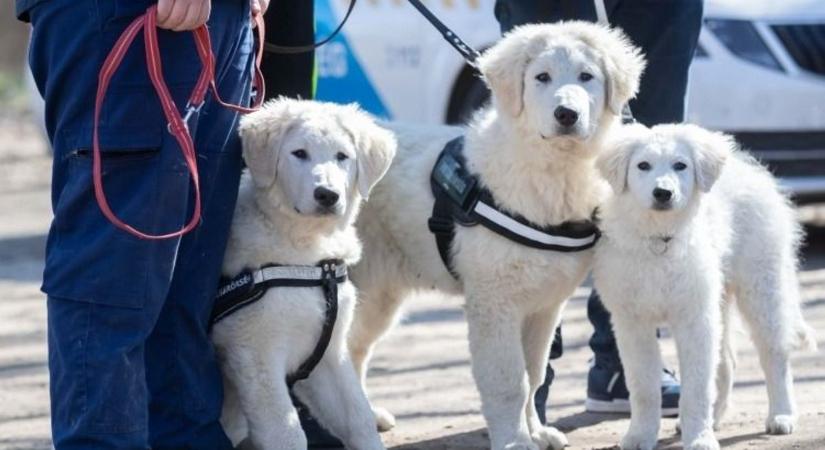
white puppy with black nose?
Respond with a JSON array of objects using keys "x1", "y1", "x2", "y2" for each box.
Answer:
[
  {"x1": 593, "y1": 123, "x2": 817, "y2": 450},
  {"x1": 349, "y1": 22, "x2": 645, "y2": 450},
  {"x1": 212, "y1": 98, "x2": 395, "y2": 450}
]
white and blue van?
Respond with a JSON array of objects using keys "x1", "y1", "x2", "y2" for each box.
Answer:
[{"x1": 314, "y1": 0, "x2": 825, "y2": 201}]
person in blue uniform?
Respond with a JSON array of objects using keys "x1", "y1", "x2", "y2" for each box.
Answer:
[
  {"x1": 493, "y1": 0, "x2": 703, "y2": 422},
  {"x1": 19, "y1": 0, "x2": 267, "y2": 448}
]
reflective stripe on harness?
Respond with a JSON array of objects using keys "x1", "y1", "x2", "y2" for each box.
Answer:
[
  {"x1": 211, "y1": 260, "x2": 347, "y2": 388},
  {"x1": 93, "y1": 5, "x2": 265, "y2": 240},
  {"x1": 428, "y1": 137, "x2": 601, "y2": 279}
]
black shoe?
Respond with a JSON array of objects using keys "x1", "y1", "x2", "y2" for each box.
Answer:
[
  {"x1": 294, "y1": 397, "x2": 345, "y2": 449},
  {"x1": 585, "y1": 362, "x2": 680, "y2": 417}
]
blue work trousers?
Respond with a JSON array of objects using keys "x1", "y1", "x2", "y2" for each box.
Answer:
[{"x1": 27, "y1": 0, "x2": 253, "y2": 448}]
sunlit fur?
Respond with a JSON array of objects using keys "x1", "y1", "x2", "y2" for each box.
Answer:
[
  {"x1": 347, "y1": 22, "x2": 645, "y2": 450},
  {"x1": 594, "y1": 124, "x2": 817, "y2": 450},
  {"x1": 212, "y1": 98, "x2": 395, "y2": 450}
]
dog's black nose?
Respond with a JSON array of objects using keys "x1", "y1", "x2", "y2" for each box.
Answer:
[
  {"x1": 314, "y1": 187, "x2": 340, "y2": 208},
  {"x1": 554, "y1": 106, "x2": 579, "y2": 127},
  {"x1": 653, "y1": 188, "x2": 673, "y2": 202}
]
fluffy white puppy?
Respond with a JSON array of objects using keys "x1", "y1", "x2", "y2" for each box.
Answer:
[
  {"x1": 593, "y1": 123, "x2": 817, "y2": 450},
  {"x1": 211, "y1": 98, "x2": 395, "y2": 450},
  {"x1": 348, "y1": 22, "x2": 645, "y2": 450}
]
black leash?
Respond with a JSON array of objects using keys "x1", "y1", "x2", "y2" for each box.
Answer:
[
  {"x1": 264, "y1": 0, "x2": 356, "y2": 54},
  {"x1": 406, "y1": 0, "x2": 481, "y2": 66}
]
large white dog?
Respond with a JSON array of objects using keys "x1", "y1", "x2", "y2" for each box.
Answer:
[
  {"x1": 348, "y1": 22, "x2": 645, "y2": 450},
  {"x1": 211, "y1": 99, "x2": 395, "y2": 450},
  {"x1": 593, "y1": 123, "x2": 817, "y2": 450}
]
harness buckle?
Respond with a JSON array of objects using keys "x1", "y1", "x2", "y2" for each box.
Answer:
[{"x1": 428, "y1": 216, "x2": 454, "y2": 235}]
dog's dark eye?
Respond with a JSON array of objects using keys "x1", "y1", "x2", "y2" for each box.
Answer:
[
  {"x1": 673, "y1": 162, "x2": 687, "y2": 171},
  {"x1": 579, "y1": 72, "x2": 594, "y2": 82},
  {"x1": 336, "y1": 152, "x2": 349, "y2": 162},
  {"x1": 637, "y1": 161, "x2": 651, "y2": 171},
  {"x1": 535, "y1": 72, "x2": 551, "y2": 83},
  {"x1": 291, "y1": 149, "x2": 308, "y2": 160}
]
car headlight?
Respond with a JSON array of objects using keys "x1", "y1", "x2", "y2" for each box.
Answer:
[{"x1": 705, "y1": 19, "x2": 783, "y2": 71}]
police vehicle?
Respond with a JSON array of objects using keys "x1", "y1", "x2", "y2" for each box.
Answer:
[{"x1": 315, "y1": 0, "x2": 825, "y2": 202}]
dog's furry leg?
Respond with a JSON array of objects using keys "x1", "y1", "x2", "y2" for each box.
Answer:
[
  {"x1": 713, "y1": 294, "x2": 736, "y2": 429},
  {"x1": 347, "y1": 286, "x2": 408, "y2": 432},
  {"x1": 672, "y1": 309, "x2": 720, "y2": 450},
  {"x1": 613, "y1": 319, "x2": 662, "y2": 450},
  {"x1": 735, "y1": 265, "x2": 801, "y2": 435},
  {"x1": 293, "y1": 353, "x2": 385, "y2": 450},
  {"x1": 521, "y1": 304, "x2": 568, "y2": 449},
  {"x1": 466, "y1": 296, "x2": 538, "y2": 450},
  {"x1": 225, "y1": 349, "x2": 306, "y2": 450}
]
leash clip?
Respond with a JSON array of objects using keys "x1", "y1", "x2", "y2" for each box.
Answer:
[
  {"x1": 167, "y1": 102, "x2": 203, "y2": 134},
  {"x1": 182, "y1": 102, "x2": 203, "y2": 125}
]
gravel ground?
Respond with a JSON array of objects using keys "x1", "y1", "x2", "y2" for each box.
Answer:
[{"x1": 0, "y1": 117, "x2": 823, "y2": 449}]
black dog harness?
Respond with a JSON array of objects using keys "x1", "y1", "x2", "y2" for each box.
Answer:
[
  {"x1": 211, "y1": 260, "x2": 347, "y2": 387},
  {"x1": 428, "y1": 137, "x2": 601, "y2": 278}
]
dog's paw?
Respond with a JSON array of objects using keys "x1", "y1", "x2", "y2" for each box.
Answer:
[
  {"x1": 531, "y1": 426, "x2": 568, "y2": 449},
  {"x1": 766, "y1": 415, "x2": 795, "y2": 435},
  {"x1": 684, "y1": 431, "x2": 719, "y2": 450},
  {"x1": 502, "y1": 442, "x2": 540, "y2": 450},
  {"x1": 620, "y1": 431, "x2": 657, "y2": 450},
  {"x1": 373, "y1": 406, "x2": 396, "y2": 432}
]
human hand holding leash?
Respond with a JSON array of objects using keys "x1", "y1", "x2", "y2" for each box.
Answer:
[{"x1": 157, "y1": 0, "x2": 211, "y2": 31}]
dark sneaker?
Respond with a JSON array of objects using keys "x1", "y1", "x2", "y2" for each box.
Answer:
[
  {"x1": 294, "y1": 396, "x2": 345, "y2": 449},
  {"x1": 585, "y1": 363, "x2": 680, "y2": 417}
]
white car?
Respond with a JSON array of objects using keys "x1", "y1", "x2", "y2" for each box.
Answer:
[{"x1": 315, "y1": 0, "x2": 825, "y2": 201}]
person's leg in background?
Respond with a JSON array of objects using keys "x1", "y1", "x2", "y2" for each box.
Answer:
[
  {"x1": 493, "y1": 0, "x2": 702, "y2": 420},
  {"x1": 144, "y1": 1, "x2": 256, "y2": 447},
  {"x1": 262, "y1": 0, "x2": 316, "y2": 100},
  {"x1": 585, "y1": 0, "x2": 702, "y2": 415}
]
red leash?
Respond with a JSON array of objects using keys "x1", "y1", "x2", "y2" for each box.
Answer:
[{"x1": 93, "y1": 5, "x2": 265, "y2": 240}]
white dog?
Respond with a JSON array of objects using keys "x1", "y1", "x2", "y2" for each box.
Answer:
[
  {"x1": 348, "y1": 22, "x2": 645, "y2": 450},
  {"x1": 593, "y1": 123, "x2": 817, "y2": 450},
  {"x1": 211, "y1": 98, "x2": 395, "y2": 450}
]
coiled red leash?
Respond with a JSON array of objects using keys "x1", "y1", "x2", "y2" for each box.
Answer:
[{"x1": 93, "y1": 5, "x2": 265, "y2": 240}]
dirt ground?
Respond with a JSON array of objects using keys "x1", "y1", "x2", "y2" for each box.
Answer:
[{"x1": 0, "y1": 115, "x2": 824, "y2": 450}]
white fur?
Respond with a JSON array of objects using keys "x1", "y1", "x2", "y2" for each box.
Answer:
[
  {"x1": 593, "y1": 124, "x2": 818, "y2": 450},
  {"x1": 211, "y1": 98, "x2": 396, "y2": 450},
  {"x1": 348, "y1": 22, "x2": 645, "y2": 450}
]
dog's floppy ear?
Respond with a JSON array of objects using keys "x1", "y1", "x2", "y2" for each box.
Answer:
[
  {"x1": 682, "y1": 125, "x2": 733, "y2": 193},
  {"x1": 578, "y1": 24, "x2": 646, "y2": 116},
  {"x1": 340, "y1": 105, "x2": 397, "y2": 199},
  {"x1": 597, "y1": 124, "x2": 646, "y2": 193},
  {"x1": 477, "y1": 25, "x2": 546, "y2": 117},
  {"x1": 238, "y1": 97, "x2": 297, "y2": 189}
]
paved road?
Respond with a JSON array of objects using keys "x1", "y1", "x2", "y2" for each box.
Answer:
[{"x1": 1, "y1": 117, "x2": 823, "y2": 449}]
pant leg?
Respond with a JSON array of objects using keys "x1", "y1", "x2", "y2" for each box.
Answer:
[
  {"x1": 586, "y1": 0, "x2": 703, "y2": 364},
  {"x1": 587, "y1": 290, "x2": 622, "y2": 367},
  {"x1": 29, "y1": 1, "x2": 248, "y2": 448},
  {"x1": 144, "y1": 1, "x2": 254, "y2": 448},
  {"x1": 494, "y1": 0, "x2": 595, "y2": 33},
  {"x1": 262, "y1": 0, "x2": 315, "y2": 100},
  {"x1": 608, "y1": 0, "x2": 704, "y2": 126}
]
